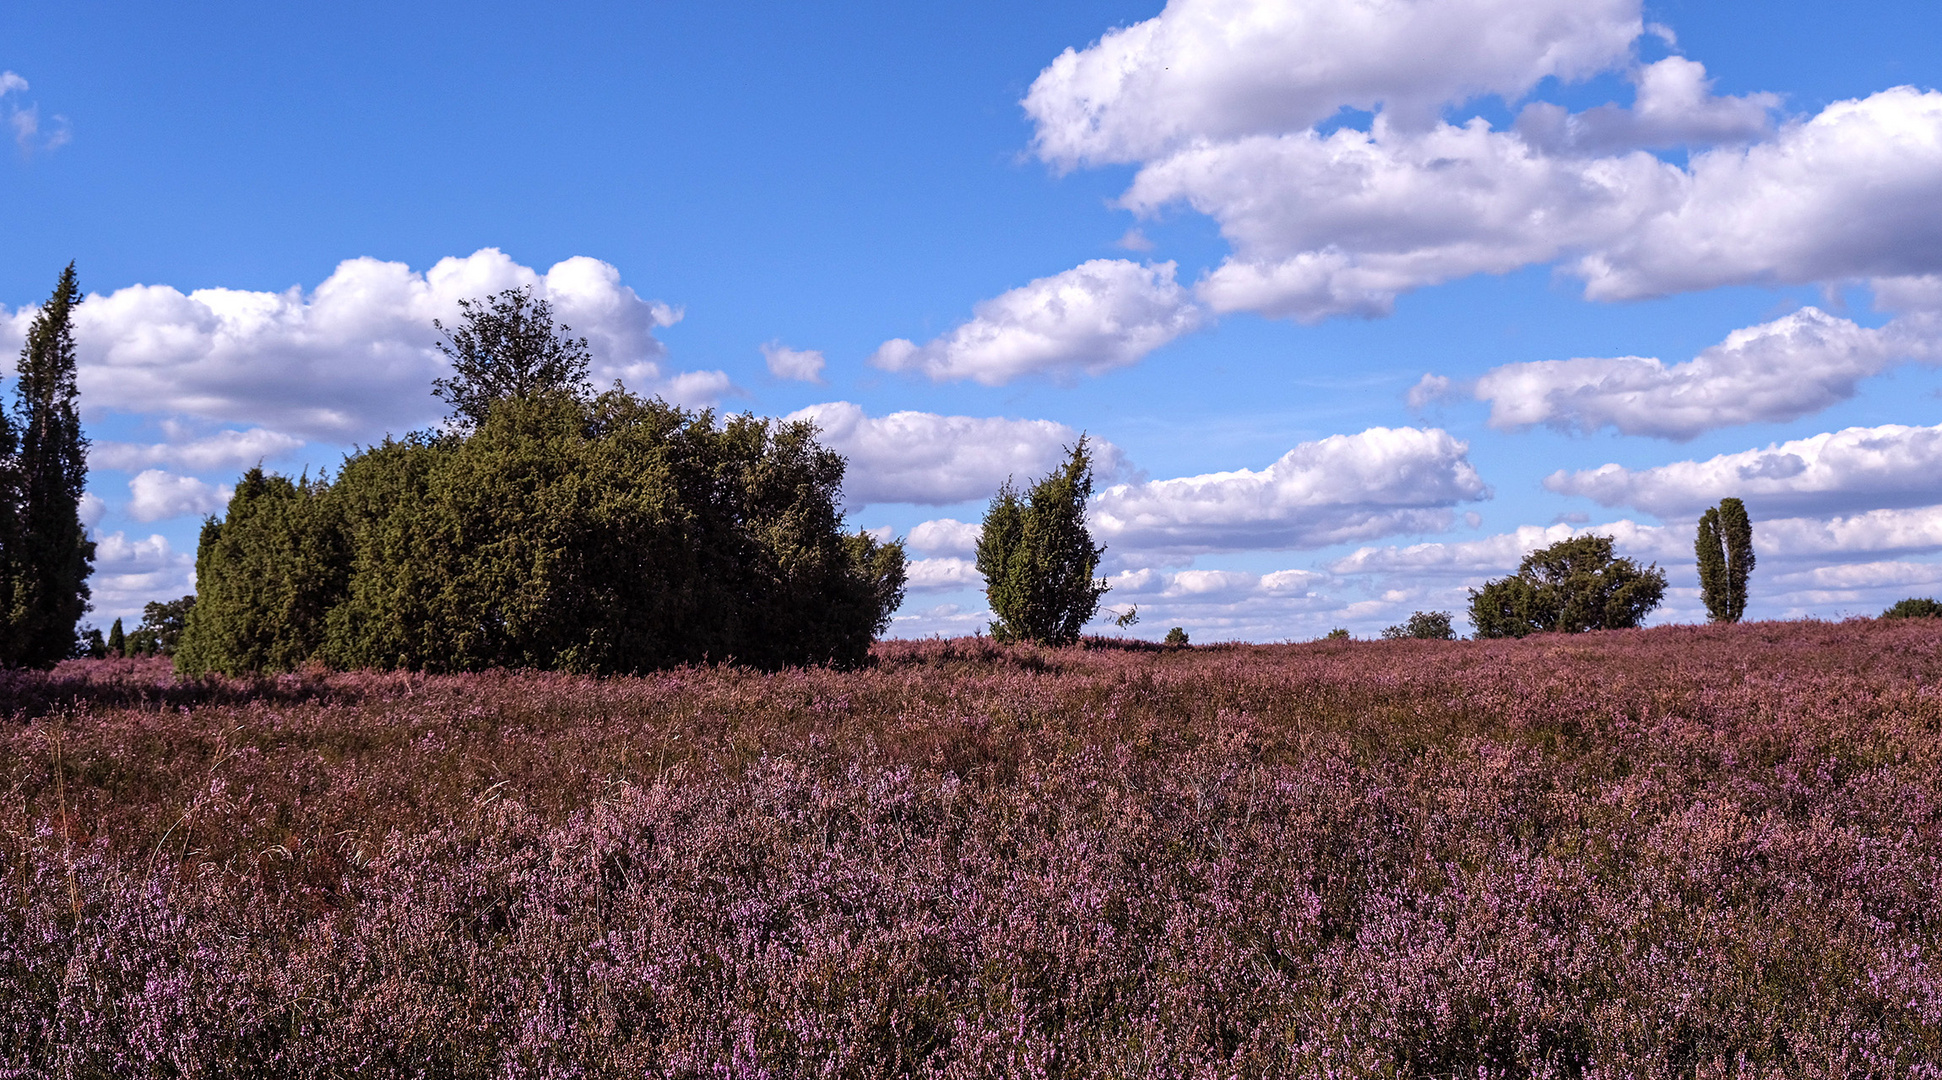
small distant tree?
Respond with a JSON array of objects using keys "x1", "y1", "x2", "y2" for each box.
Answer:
[
  {"x1": 1882, "y1": 597, "x2": 1942, "y2": 619},
  {"x1": 1696, "y1": 497, "x2": 1755, "y2": 623},
  {"x1": 106, "y1": 617, "x2": 125, "y2": 657},
  {"x1": 1324, "y1": 628, "x2": 1350, "y2": 641},
  {"x1": 137, "y1": 595, "x2": 197, "y2": 655},
  {"x1": 1382, "y1": 610, "x2": 1456, "y2": 640},
  {"x1": 1470, "y1": 535, "x2": 1666, "y2": 638},
  {"x1": 976, "y1": 438, "x2": 1109, "y2": 646},
  {"x1": 1163, "y1": 626, "x2": 1189, "y2": 647},
  {"x1": 4, "y1": 263, "x2": 95, "y2": 668},
  {"x1": 432, "y1": 287, "x2": 593, "y2": 430}
]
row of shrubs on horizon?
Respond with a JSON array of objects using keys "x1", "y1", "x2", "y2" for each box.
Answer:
[{"x1": 17, "y1": 264, "x2": 1941, "y2": 671}]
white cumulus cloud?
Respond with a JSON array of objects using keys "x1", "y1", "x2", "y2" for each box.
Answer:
[
  {"x1": 787, "y1": 401, "x2": 1127, "y2": 508},
  {"x1": 1090, "y1": 426, "x2": 1488, "y2": 555},
  {"x1": 1546, "y1": 422, "x2": 1942, "y2": 519},
  {"x1": 90, "y1": 426, "x2": 306, "y2": 472},
  {"x1": 907, "y1": 518, "x2": 982, "y2": 557},
  {"x1": 89, "y1": 532, "x2": 196, "y2": 623},
  {"x1": 1023, "y1": 0, "x2": 1642, "y2": 169},
  {"x1": 0, "y1": 249, "x2": 718, "y2": 442},
  {"x1": 905, "y1": 557, "x2": 981, "y2": 593},
  {"x1": 1025, "y1": 1, "x2": 1942, "y2": 323},
  {"x1": 761, "y1": 341, "x2": 826, "y2": 383},
  {"x1": 127, "y1": 469, "x2": 232, "y2": 523},
  {"x1": 1459, "y1": 307, "x2": 1928, "y2": 439},
  {"x1": 870, "y1": 260, "x2": 1203, "y2": 385}
]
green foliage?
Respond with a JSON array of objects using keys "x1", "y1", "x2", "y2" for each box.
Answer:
[
  {"x1": 432, "y1": 287, "x2": 593, "y2": 430},
  {"x1": 975, "y1": 438, "x2": 1109, "y2": 646},
  {"x1": 1163, "y1": 626, "x2": 1189, "y2": 647},
  {"x1": 1696, "y1": 497, "x2": 1755, "y2": 623},
  {"x1": 1881, "y1": 597, "x2": 1942, "y2": 619},
  {"x1": 1324, "y1": 628, "x2": 1350, "y2": 641},
  {"x1": 77, "y1": 626, "x2": 106, "y2": 659},
  {"x1": 106, "y1": 618, "x2": 125, "y2": 657},
  {"x1": 131, "y1": 596, "x2": 196, "y2": 656},
  {"x1": 1382, "y1": 610, "x2": 1456, "y2": 640},
  {"x1": 176, "y1": 469, "x2": 349, "y2": 675},
  {"x1": 1112, "y1": 605, "x2": 1140, "y2": 629},
  {"x1": 1469, "y1": 535, "x2": 1667, "y2": 638},
  {"x1": 3, "y1": 264, "x2": 95, "y2": 669},
  {"x1": 178, "y1": 391, "x2": 904, "y2": 675}
]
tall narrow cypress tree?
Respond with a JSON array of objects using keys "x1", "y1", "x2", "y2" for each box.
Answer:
[
  {"x1": 7, "y1": 264, "x2": 94, "y2": 667},
  {"x1": 1696, "y1": 496, "x2": 1754, "y2": 623}
]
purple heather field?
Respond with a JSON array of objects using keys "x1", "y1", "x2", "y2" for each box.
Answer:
[{"x1": 4, "y1": 622, "x2": 1942, "y2": 1077}]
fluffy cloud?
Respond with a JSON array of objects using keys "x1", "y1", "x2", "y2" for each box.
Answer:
[
  {"x1": 786, "y1": 401, "x2": 1127, "y2": 508},
  {"x1": 905, "y1": 557, "x2": 981, "y2": 593},
  {"x1": 1449, "y1": 307, "x2": 1929, "y2": 439},
  {"x1": 870, "y1": 260, "x2": 1202, "y2": 385},
  {"x1": 907, "y1": 518, "x2": 981, "y2": 557},
  {"x1": 89, "y1": 532, "x2": 195, "y2": 623},
  {"x1": 1547, "y1": 422, "x2": 1942, "y2": 519},
  {"x1": 1514, "y1": 57, "x2": 1777, "y2": 155},
  {"x1": 0, "y1": 249, "x2": 719, "y2": 442},
  {"x1": 1026, "y1": 0, "x2": 1942, "y2": 322},
  {"x1": 1126, "y1": 116, "x2": 1679, "y2": 320},
  {"x1": 762, "y1": 341, "x2": 826, "y2": 383},
  {"x1": 90, "y1": 426, "x2": 305, "y2": 472},
  {"x1": 1579, "y1": 87, "x2": 1942, "y2": 300},
  {"x1": 127, "y1": 470, "x2": 232, "y2": 522},
  {"x1": 1090, "y1": 426, "x2": 1487, "y2": 555},
  {"x1": 1331, "y1": 519, "x2": 1683, "y2": 578},
  {"x1": 1023, "y1": 0, "x2": 1642, "y2": 168},
  {"x1": 1755, "y1": 506, "x2": 1942, "y2": 562}
]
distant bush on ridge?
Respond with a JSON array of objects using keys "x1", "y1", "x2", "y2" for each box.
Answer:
[
  {"x1": 1381, "y1": 610, "x2": 1456, "y2": 640},
  {"x1": 1469, "y1": 535, "x2": 1665, "y2": 638},
  {"x1": 1881, "y1": 597, "x2": 1942, "y2": 620}
]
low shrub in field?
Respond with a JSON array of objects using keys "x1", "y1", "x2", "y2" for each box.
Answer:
[
  {"x1": 4, "y1": 621, "x2": 1942, "y2": 1076},
  {"x1": 1883, "y1": 596, "x2": 1942, "y2": 619}
]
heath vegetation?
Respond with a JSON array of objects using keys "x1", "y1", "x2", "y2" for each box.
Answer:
[{"x1": 5, "y1": 619, "x2": 1942, "y2": 1076}]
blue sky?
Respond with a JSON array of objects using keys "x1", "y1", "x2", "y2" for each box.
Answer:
[{"x1": 6, "y1": 0, "x2": 1942, "y2": 640}]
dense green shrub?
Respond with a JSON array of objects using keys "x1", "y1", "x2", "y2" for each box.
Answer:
[
  {"x1": 1881, "y1": 597, "x2": 1942, "y2": 619},
  {"x1": 1469, "y1": 535, "x2": 1666, "y2": 638},
  {"x1": 1381, "y1": 610, "x2": 1456, "y2": 640},
  {"x1": 1163, "y1": 626, "x2": 1189, "y2": 646},
  {"x1": 976, "y1": 438, "x2": 1109, "y2": 646},
  {"x1": 178, "y1": 390, "x2": 905, "y2": 675}
]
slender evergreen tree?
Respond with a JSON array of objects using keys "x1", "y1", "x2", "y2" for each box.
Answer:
[
  {"x1": 6, "y1": 264, "x2": 94, "y2": 667},
  {"x1": 106, "y1": 617, "x2": 125, "y2": 657},
  {"x1": 1696, "y1": 497, "x2": 1755, "y2": 623},
  {"x1": 975, "y1": 438, "x2": 1109, "y2": 646}
]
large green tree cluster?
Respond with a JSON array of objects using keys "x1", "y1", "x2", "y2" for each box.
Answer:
[
  {"x1": 1, "y1": 264, "x2": 95, "y2": 667},
  {"x1": 178, "y1": 391, "x2": 906, "y2": 674},
  {"x1": 1469, "y1": 535, "x2": 1666, "y2": 638},
  {"x1": 177, "y1": 289, "x2": 905, "y2": 675}
]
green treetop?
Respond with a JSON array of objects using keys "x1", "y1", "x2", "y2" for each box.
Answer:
[{"x1": 975, "y1": 438, "x2": 1110, "y2": 646}]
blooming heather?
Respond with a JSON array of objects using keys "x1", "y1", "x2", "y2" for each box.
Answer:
[{"x1": 3, "y1": 624, "x2": 1941, "y2": 1075}]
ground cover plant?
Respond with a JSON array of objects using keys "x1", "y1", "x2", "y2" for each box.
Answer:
[{"x1": 4, "y1": 620, "x2": 1942, "y2": 1077}]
